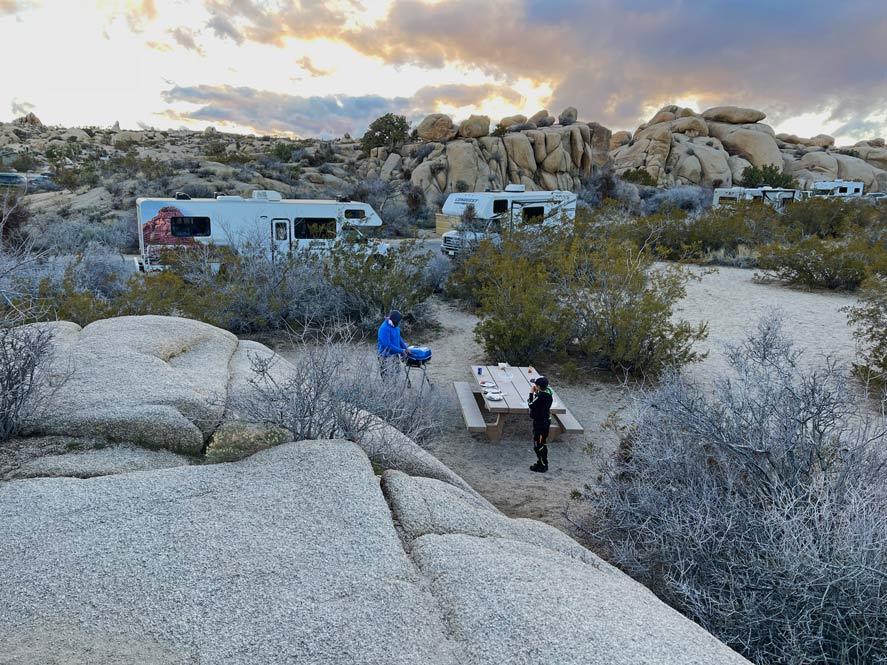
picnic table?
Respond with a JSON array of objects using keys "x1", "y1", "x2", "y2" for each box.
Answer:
[{"x1": 453, "y1": 364, "x2": 584, "y2": 442}]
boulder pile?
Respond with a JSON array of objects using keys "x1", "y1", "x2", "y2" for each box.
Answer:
[
  {"x1": 361, "y1": 107, "x2": 611, "y2": 197},
  {"x1": 611, "y1": 104, "x2": 887, "y2": 191}
]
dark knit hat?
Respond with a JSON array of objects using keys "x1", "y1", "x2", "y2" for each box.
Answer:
[{"x1": 388, "y1": 310, "x2": 403, "y2": 325}]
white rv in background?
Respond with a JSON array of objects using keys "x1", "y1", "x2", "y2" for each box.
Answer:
[
  {"x1": 135, "y1": 190, "x2": 384, "y2": 271},
  {"x1": 439, "y1": 185, "x2": 578, "y2": 256},
  {"x1": 810, "y1": 180, "x2": 864, "y2": 198},
  {"x1": 712, "y1": 186, "x2": 809, "y2": 211}
]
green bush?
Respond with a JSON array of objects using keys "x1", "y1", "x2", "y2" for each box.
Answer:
[
  {"x1": 619, "y1": 168, "x2": 657, "y2": 186},
  {"x1": 758, "y1": 233, "x2": 887, "y2": 290},
  {"x1": 845, "y1": 275, "x2": 887, "y2": 385},
  {"x1": 452, "y1": 218, "x2": 707, "y2": 379},
  {"x1": 10, "y1": 153, "x2": 39, "y2": 173},
  {"x1": 324, "y1": 237, "x2": 434, "y2": 330},
  {"x1": 360, "y1": 113, "x2": 410, "y2": 155},
  {"x1": 473, "y1": 251, "x2": 570, "y2": 364},
  {"x1": 738, "y1": 163, "x2": 797, "y2": 188}
]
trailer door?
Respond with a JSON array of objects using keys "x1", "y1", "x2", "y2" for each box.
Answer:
[{"x1": 267, "y1": 216, "x2": 291, "y2": 257}]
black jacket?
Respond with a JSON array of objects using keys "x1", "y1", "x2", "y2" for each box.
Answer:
[{"x1": 528, "y1": 388, "x2": 553, "y2": 426}]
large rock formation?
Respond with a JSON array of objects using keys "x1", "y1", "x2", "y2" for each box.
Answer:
[
  {"x1": 611, "y1": 104, "x2": 887, "y2": 191},
  {"x1": 356, "y1": 110, "x2": 611, "y2": 197},
  {"x1": 0, "y1": 440, "x2": 751, "y2": 663}
]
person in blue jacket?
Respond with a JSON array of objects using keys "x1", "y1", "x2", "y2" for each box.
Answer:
[{"x1": 377, "y1": 310, "x2": 408, "y2": 377}]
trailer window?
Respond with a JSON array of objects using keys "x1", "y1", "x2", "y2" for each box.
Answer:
[
  {"x1": 522, "y1": 206, "x2": 545, "y2": 222},
  {"x1": 493, "y1": 199, "x2": 508, "y2": 214},
  {"x1": 273, "y1": 220, "x2": 288, "y2": 241},
  {"x1": 294, "y1": 217, "x2": 337, "y2": 240},
  {"x1": 344, "y1": 209, "x2": 366, "y2": 219},
  {"x1": 170, "y1": 216, "x2": 211, "y2": 237}
]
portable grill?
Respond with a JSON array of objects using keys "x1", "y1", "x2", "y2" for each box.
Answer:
[{"x1": 404, "y1": 345, "x2": 432, "y2": 390}]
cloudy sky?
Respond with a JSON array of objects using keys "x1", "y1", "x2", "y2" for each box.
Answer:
[{"x1": 2, "y1": 0, "x2": 886, "y2": 142}]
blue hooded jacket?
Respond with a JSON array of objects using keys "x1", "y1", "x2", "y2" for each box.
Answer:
[{"x1": 377, "y1": 318, "x2": 408, "y2": 358}]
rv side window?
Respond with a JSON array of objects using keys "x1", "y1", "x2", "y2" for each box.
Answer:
[
  {"x1": 273, "y1": 220, "x2": 288, "y2": 241},
  {"x1": 170, "y1": 216, "x2": 211, "y2": 237},
  {"x1": 522, "y1": 206, "x2": 545, "y2": 222},
  {"x1": 344, "y1": 209, "x2": 366, "y2": 219},
  {"x1": 493, "y1": 199, "x2": 508, "y2": 214},
  {"x1": 294, "y1": 217, "x2": 337, "y2": 240},
  {"x1": 840, "y1": 187, "x2": 847, "y2": 193}
]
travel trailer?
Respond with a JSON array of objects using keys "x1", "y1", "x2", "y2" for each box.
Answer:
[
  {"x1": 439, "y1": 185, "x2": 578, "y2": 256},
  {"x1": 810, "y1": 180, "x2": 864, "y2": 198},
  {"x1": 712, "y1": 186, "x2": 809, "y2": 211},
  {"x1": 136, "y1": 190, "x2": 384, "y2": 271}
]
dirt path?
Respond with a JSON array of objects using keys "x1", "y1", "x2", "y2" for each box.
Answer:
[{"x1": 274, "y1": 266, "x2": 863, "y2": 532}]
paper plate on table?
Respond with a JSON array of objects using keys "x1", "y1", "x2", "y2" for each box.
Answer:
[
  {"x1": 479, "y1": 380, "x2": 497, "y2": 388},
  {"x1": 483, "y1": 388, "x2": 503, "y2": 396},
  {"x1": 485, "y1": 393, "x2": 504, "y2": 401}
]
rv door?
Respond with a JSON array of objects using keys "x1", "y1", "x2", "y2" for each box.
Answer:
[{"x1": 269, "y1": 217, "x2": 291, "y2": 257}]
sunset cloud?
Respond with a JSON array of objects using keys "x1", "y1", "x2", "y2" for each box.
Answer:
[
  {"x1": 161, "y1": 82, "x2": 529, "y2": 136},
  {"x1": 197, "y1": 0, "x2": 887, "y2": 136},
  {"x1": 168, "y1": 26, "x2": 205, "y2": 56}
]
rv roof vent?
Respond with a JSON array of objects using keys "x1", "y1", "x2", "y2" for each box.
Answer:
[
  {"x1": 216, "y1": 195, "x2": 243, "y2": 201},
  {"x1": 251, "y1": 190, "x2": 282, "y2": 201},
  {"x1": 174, "y1": 192, "x2": 191, "y2": 200},
  {"x1": 336, "y1": 195, "x2": 350, "y2": 203},
  {"x1": 504, "y1": 184, "x2": 526, "y2": 193}
]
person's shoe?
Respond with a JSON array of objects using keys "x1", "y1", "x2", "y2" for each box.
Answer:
[{"x1": 530, "y1": 463, "x2": 545, "y2": 472}]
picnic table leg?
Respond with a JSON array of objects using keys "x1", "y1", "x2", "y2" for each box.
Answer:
[
  {"x1": 487, "y1": 414, "x2": 507, "y2": 442},
  {"x1": 549, "y1": 417, "x2": 563, "y2": 442}
]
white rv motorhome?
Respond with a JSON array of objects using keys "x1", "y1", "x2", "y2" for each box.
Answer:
[
  {"x1": 135, "y1": 190, "x2": 384, "y2": 271},
  {"x1": 811, "y1": 180, "x2": 864, "y2": 198},
  {"x1": 439, "y1": 185, "x2": 578, "y2": 256},
  {"x1": 712, "y1": 186, "x2": 809, "y2": 211}
]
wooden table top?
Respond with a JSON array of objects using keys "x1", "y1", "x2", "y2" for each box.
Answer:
[{"x1": 470, "y1": 365, "x2": 567, "y2": 414}]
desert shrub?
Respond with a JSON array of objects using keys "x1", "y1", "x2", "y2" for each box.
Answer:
[
  {"x1": 324, "y1": 238, "x2": 434, "y2": 330},
  {"x1": 43, "y1": 216, "x2": 138, "y2": 254},
  {"x1": 738, "y1": 163, "x2": 797, "y2": 188},
  {"x1": 347, "y1": 177, "x2": 393, "y2": 215},
  {"x1": 413, "y1": 143, "x2": 434, "y2": 162},
  {"x1": 234, "y1": 338, "x2": 446, "y2": 451},
  {"x1": 360, "y1": 113, "x2": 410, "y2": 155},
  {"x1": 10, "y1": 153, "x2": 40, "y2": 173},
  {"x1": 490, "y1": 124, "x2": 507, "y2": 137},
  {"x1": 0, "y1": 326, "x2": 56, "y2": 442},
  {"x1": 781, "y1": 196, "x2": 880, "y2": 240},
  {"x1": 568, "y1": 240, "x2": 707, "y2": 378},
  {"x1": 758, "y1": 233, "x2": 887, "y2": 290},
  {"x1": 1, "y1": 192, "x2": 29, "y2": 241},
  {"x1": 318, "y1": 163, "x2": 334, "y2": 175},
  {"x1": 846, "y1": 275, "x2": 887, "y2": 386},
  {"x1": 267, "y1": 141, "x2": 296, "y2": 162},
  {"x1": 640, "y1": 185, "x2": 710, "y2": 216},
  {"x1": 179, "y1": 183, "x2": 215, "y2": 199},
  {"x1": 573, "y1": 316, "x2": 887, "y2": 665},
  {"x1": 619, "y1": 168, "x2": 657, "y2": 187},
  {"x1": 453, "y1": 220, "x2": 707, "y2": 378},
  {"x1": 454, "y1": 179, "x2": 470, "y2": 193}
]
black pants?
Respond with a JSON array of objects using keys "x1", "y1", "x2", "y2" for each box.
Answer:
[{"x1": 533, "y1": 422, "x2": 550, "y2": 469}]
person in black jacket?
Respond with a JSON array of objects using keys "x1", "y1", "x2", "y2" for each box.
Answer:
[{"x1": 527, "y1": 376, "x2": 553, "y2": 472}]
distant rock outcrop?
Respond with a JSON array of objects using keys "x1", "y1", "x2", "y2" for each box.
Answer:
[
  {"x1": 12, "y1": 112, "x2": 43, "y2": 128},
  {"x1": 359, "y1": 109, "x2": 611, "y2": 197},
  {"x1": 611, "y1": 104, "x2": 887, "y2": 191}
]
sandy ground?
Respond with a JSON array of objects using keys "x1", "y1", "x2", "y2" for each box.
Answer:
[{"x1": 276, "y1": 266, "x2": 862, "y2": 531}]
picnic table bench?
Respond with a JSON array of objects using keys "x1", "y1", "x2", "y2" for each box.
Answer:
[{"x1": 453, "y1": 364, "x2": 584, "y2": 442}]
